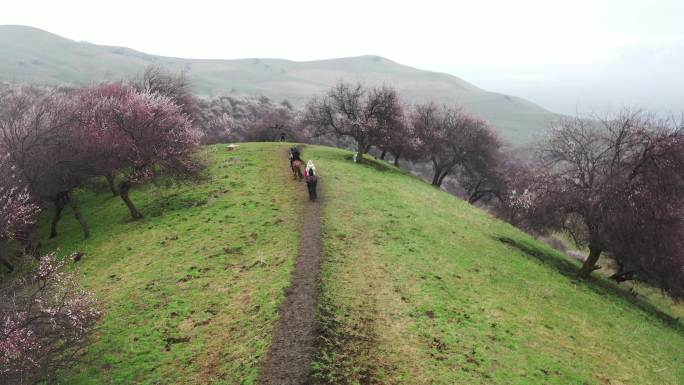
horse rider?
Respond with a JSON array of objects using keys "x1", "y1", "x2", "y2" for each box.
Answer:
[
  {"x1": 290, "y1": 147, "x2": 301, "y2": 166},
  {"x1": 305, "y1": 160, "x2": 316, "y2": 177}
]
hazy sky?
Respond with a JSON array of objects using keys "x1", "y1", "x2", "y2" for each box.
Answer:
[{"x1": 3, "y1": 0, "x2": 684, "y2": 114}]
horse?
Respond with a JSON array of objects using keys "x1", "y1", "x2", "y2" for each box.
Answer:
[
  {"x1": 305, "y1": 161, "x2": 318, "y2": 201},
  {"x1": 306, "y1": 174, "x2": 318, "y2": 201},
  {"x1": 291, "y1": 159, "x2": 304, "y2": 180}
]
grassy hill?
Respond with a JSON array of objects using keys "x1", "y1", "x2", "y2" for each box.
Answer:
[
  {"x1": 35, "y1": 143, "x2": 683, "y2": 384},
  {"x1": 308, "y1": 146, "x2": 683, "y2": 384},
  {"x1": 0, "y1": 25, "x2": 558, "y2": 145},
  {"x1": 36, "y1": 144, "x2": 303, "y2": 384}
]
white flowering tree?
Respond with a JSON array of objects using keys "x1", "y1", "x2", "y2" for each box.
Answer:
[
  {"x1": 1, "y1": 155, "x2": 100, "y2": 384},
  {"x1": 0, "y1": 155, "x2": 40, "y2": 271},
  {"x1": 0, "y1": 254, "x2": 100, "y2": 384}
]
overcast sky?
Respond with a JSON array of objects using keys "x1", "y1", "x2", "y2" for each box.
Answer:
[{"x1": 3, "y1": 0, "x2": 684, "y2": 114}]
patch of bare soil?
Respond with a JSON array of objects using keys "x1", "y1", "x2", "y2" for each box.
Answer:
[{"x1": 258, "y1": 150, "x2": 322, "y2": 385}]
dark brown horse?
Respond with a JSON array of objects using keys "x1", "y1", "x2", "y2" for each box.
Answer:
[
  {"x1": 306, "y1": 174, "x2": 318, "y2": 201},
  {"x1": 291, "y1": 159, "x2": 304, "y2": 180}
]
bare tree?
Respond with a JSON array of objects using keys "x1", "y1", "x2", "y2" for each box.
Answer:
[
  {"x1": 0, "y1": 86, "x2": 91, "y2": 239},
  {"x1": 245, "y1": 107, "x2": 299, "y2": 142},
  {"x1": 375, "y1": 105, "x2": 420, "y2": 166},
  {"x1": 457, "y1": 130, "x2": 504, "y2": 204},
  {"x1": 303, "y1": 82, "x2": 402, "y2": 163},
  {"x1": 527, "y1": 110, "x2": 684, "y2": 292},
  {"x1": 601, "y1": 117, "x2": 684, "y2": 297},
  {"x1": 132, "y1": 65, "x2": 200, "y2": 121},
  {"x1": 412, "y1": 103, "x2": 499, "y2": 188}
]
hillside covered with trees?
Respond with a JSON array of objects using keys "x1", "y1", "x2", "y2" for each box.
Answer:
[
  {"x1": 0, "y1": 143, "x2": 680, "y2": 384},
  {"x1": 0, "y1": 25, "x2": 558, "y2": 145},
  {"x1": 1, "y1": 33, "x2": 683, "y2": 385}
]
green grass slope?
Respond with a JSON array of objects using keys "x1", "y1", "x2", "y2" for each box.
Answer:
[
  {"x1": 304, "y1": 146, "x2": 684, "y2": 385},
  {"x1": 0, "y1": 25, "x2": 558, "y2": 145},
  {"x1": 37, "y1": 143, "x2": 682, "y2": 384},
  {"x1": 37, "y1": 143, "x2": 304, "y2": 384}
]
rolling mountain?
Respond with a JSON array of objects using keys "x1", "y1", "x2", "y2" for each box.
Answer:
[{"x1": 0, "y1": 25, "x2": 559, "y2": 145}]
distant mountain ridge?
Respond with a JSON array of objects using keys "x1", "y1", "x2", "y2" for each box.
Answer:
[{"x1": 0, "y1": 25, "x2": 559, "y2": 145}]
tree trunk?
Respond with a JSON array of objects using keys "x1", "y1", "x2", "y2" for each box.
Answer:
[
  {"x1": 437, "y1": 170, "x2": 449, "y2": 187},
  {"x1": 355, "y1": 140, "x2": 365, "y2": 164},
  {"x1": 380, "y1": 149, "x2": 387, "y2": 160},
  {"x1": 393, "y1": 154, "x2": 400, "y2": 167},
  {"x1": 50, "y1": 193, "x2": 67, "y2": 239},
  {"x1": 469, "y1": 190, "x2": 494, "y2": 204},
  {"x1": 119, "y1": 181, "x2": 143, "y2": 220},
  {"x1": 578, "y1": 241, "x2": 602, "y2": 278},
  {"x1": 66, "y1": 192, "x2": 90, "y2": 239},
  {"x1": 431, "y1": 166, "x2": 442, "y2": 186},
  {"x1": 106, "y1": 173, "x2": 118, "y2": 196}
]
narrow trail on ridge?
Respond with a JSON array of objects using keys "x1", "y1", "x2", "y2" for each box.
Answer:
[{"x1": 258, "y1": 148, "x2": 323, "y2": 385}]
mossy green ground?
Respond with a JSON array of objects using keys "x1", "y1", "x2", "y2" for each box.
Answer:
[
  {"x1": 38, "y1": 143, "x2": 303, "y2": 384},
  {"x1": 305, "y1": 145, "x2": 684, "y2": 385},
  {"x1": 35, "y1": 143, "x2": 683, "y2": 384}
]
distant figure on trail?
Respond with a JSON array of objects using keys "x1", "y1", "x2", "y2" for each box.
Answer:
[
  {"x1": 280, "y1": 133, "x2": 286, "y2": 142},
  {"x1": 305, "y1": 160, "x2": 318, "y2": 201}
]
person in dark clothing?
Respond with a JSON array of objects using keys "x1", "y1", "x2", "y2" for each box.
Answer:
[{"x1": 289, "y1": 147, "x2": 301, "y2": 166}]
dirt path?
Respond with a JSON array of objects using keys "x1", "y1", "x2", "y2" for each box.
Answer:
[{"x1": 258, "y1": 151, "x2": 322, "y2": 385}]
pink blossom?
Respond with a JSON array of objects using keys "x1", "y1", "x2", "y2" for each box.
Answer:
[{"x1": 0, "y1": 253, "x2": 100, "y2": 383}]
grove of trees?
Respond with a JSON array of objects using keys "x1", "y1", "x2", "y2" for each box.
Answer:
[
  {"x1": 0, "y1": 153, "x2": 100, "y2": 384},
  {"x1": 2, "y1": 70, "x2": 683, "y2": 382},
  {"x1": 303, "y1": 82, "x2": 684, "y2": 299},
  {"x1": 512, "y1": 111, "x2": 684, "y2": 297},
  {"x1": 197, "y1": 95, "x2": 299, "y2": 144},
  {"x1": 0, "y1": 68, "x2": 202, "y2": 382},
  {"x1": 0, "y1": 253, "x2": 100, "y2": 384}
]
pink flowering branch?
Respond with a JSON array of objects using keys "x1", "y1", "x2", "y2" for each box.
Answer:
[{"x1": 0, "y1": 253, "x2": 100, "y2": 384}]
